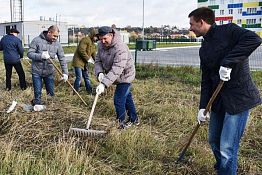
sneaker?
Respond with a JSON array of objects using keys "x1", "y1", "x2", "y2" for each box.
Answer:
[
  {"x1": 118, "y1": 122, "x2": 131, "y2": 129},
  {"x1": 133, "y1": 118, "x2": 140, "y2": 126},
  {"x1": 125, "y1": 121, "x2": 133, "y2": 127},
  {"x1": 125, "y1": 118, "x2": 140, "y2": 127}
]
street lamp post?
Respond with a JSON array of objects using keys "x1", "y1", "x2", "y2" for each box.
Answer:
[{"x1": 142, "y1": 0, "x2": 144, "y2": 40}]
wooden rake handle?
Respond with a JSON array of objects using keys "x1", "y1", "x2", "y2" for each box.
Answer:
[
  {"x1": 176, "y1": 80, "x2": 224, "y2": 162},
  {"x1": 48, "y1": 58, "x2": 88, "y2": 106},
  {"x1": 86, "y1": 93, "x2": 99, "y2": 129}
]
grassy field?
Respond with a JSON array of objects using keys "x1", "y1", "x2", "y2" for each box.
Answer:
[{"x1": 0, "y1": 57, "x2": 261, "y2": 174}]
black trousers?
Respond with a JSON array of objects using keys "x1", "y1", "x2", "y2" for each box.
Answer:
[{"x1": 4, "y1": 62, "x2": 27, "y2": 90}]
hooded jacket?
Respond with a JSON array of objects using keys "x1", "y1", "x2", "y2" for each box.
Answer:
[
  {"x1": 72, "y1": 29, "x2": 97, "y2": 69},
  {"x1": 95, "y1": 28, "x2": 135, "y2": 87},
  {"x1": 27, "y1": 31, "x2": 68, "y2": 77},
  {"x1": 0, "y1": 34, "x2": 24, "y2": 64},
  {"x1": 199, "y1": 23, "x2": 262, "y2": 114}
]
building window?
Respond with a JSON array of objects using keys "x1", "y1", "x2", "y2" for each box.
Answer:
[
  {"x1": 220, "y1": 0, "x2": 224, "y2": 4},
  {"x1": 220, "y1": 10, "x2": 224, "y2": 15},
  {"x1": 229, "y1": 0, "x2": 234, "y2": 3},
  {"x1": 237, "y1": 19, "x2": 242, "y2": 24},
  {"x1": 238, "y1": 8, "x2": 242, "y2": 14},
  {"x1": 219, "y1": 21, "x2": 224, "y2": 25},
  {"x1": 228, "y1": 20, "x2": 232, "y2": 23},
  {"x1": 229, "y1": 9, "x2": 233, "y2": 14},
  {"x1": 247, "y1": 19, "x2": 256, "y2": 24},
  {"x1": 247, "y1": 8, "x2": 257, "y2": 14},
  {"x1": 210, "y1": 0, "x2": 216, "y2": 5}
]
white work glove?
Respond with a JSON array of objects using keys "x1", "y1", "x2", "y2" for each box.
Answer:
[
  {"x1": 88, "y1": 58, "x2": 95, "y2": 64},
  {"x1": 60, "y1": 74, "x2": 68, "y2": 82},
  {"x1": 6, "y1": 100, "x2": 17, "y2": 113},
  {"x1": 41, "y1": 51, "x2": 50, "y2": 60},
  {"x1": 219, "y1": 66, "x2": 232, "y2": 81},
  {"x1": 96, "y1": 83, "x2": 105, "y2": 95},
  {"x1": 33, "y1": 105, "x2": 46, "y2": 112},
  {"x1": 197, "y1": 109, "x2": 210, "y2": 124},
  {"x1": 98, "y1": 73, "x2": 105, "y2": 82}
]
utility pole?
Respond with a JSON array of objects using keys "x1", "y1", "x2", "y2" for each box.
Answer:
[{"x1": 142, "y1": 0, "x2": 145, "y2": 40}]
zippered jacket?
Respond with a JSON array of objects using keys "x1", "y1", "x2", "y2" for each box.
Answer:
[
  {"x1": 27, "y1": 31, "x2": 68, "y2": 77},
  {"x1": 95, "y1": 29, "x2": 135, "y2": 87},
  {"x1": 0, "y1": 34, "x2": 24, "y2": 64},
  {"x1": 199, "y1": 23, "x2": 262, "y2": 114}
]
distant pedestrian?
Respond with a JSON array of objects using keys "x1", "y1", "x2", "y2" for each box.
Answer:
[
  {"x1": 189, "y1": 7, "x2": 262, "y2": 175},
  {"x1": 72, "y1": 28, "x2": 98, "y2": 94},
  {"x1": 27, "y1": 25, "x2": 68, "y2": 107},
  {"x1": 0, "y1": 28, "x2": 27, "y2": 91},
  {"x1": 95, "y1": 26, "x2": 139, "y2": 129}
]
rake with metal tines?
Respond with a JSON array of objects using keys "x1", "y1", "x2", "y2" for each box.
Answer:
[{"x1": 69, "y1": 93, "x2": 106, "y2": 136}]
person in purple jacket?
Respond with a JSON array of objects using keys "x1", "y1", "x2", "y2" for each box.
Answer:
[
  {"x1": 95, "y1": 26, "x2": 139, "y2": 129},
  {"x1": 0, "y1": 28, "x2": 27, "y2": 91}
]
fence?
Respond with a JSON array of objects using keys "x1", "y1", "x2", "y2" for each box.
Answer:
[{"x1": 132, "y1": 45, "x2": 262, "y2": 70}]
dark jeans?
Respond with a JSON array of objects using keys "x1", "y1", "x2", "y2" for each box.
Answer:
[
  {"x1": 4, "y1": 62, "x2": 27, "y2": 90},
  {"x1": 114, "y1": 83, "x2": 138, "y2": 123},
  {"x1": 32, "y1": 73, "x2": 54, "y2": 105},
  {"x1": 73, "y1": 67, "x2": 92, "y2": 92}
]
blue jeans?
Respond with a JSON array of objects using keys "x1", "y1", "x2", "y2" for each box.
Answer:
[
  {"x1": 73, "y1": 67, "x2": 92, "y2": 92},
  {"x1": 32, "y1": 74, "x2": 54, "y2": 105},
  {"x1": 208, "y1": 110, "x2": 250, "y2": 175},
  {"x1": 114, "y1": 83, "x2": 137, "y2": 123}
]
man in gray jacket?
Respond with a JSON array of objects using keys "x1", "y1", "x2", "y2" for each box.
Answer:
[
  {"x1": 95, "y1": 26, "x2": 139, "y2": 129},
  {"x1": 27, "y1": 25, "x2": 68, "y2": 107}
]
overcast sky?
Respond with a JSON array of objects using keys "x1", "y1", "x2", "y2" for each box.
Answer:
[{"x1": 0, "y1": 0, "x2": 197, "y2": 28}]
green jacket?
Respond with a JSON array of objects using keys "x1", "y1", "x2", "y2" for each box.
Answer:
[{"x1": 72, "y1": 35, "x2": 97, "y2": 69}]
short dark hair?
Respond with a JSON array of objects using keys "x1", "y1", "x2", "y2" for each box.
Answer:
[
  {"x1": 48, "y1": 25, "x2": 60, "y2": 33},
  {"x1": 188, "y1": 7, "x2": 215, "y2": 25}
]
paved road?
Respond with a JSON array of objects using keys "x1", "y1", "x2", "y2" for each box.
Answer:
[{"x1": 65, "y1": 45, "x2": 262, "y2": 70}]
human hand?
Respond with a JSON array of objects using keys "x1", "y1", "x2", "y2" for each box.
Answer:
[
  {"x1": 41, "y1": 51, "x2": 50, "y2": 60},
  {"x1": 219, "y1": 66, "x2": 232, "y2": 81},
  {"x1": 60, "y1": 74, "x2": 68, "y2": 82},
  {"x1": 197, "y1": 109, "x2": 210, "y2": 124},
  {"x1": 96, "y1": 83, "x2": 105, "y2": 95},
  {"x1": 98, "y1": 73, "x2": 104, "y2": 82},
  {"x1": 88, "y1": 58, "x2": 95, "y2": 64}
]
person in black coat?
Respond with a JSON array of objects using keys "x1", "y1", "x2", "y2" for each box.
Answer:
[
  {"x1": 0, "y1": 28, "x2": 27, "y2": 91},
  {"x1": 188, "y1": 7, "x2": 262, "y2": 175}
]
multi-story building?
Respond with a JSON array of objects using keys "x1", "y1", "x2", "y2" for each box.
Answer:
[{"x1": 198, "y1": 0, "x2": 262, "y2": 37}]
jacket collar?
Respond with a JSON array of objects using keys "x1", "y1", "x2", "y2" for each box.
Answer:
[{"x1": 203, "y1": 23, "x2": 216, "y2": 39}]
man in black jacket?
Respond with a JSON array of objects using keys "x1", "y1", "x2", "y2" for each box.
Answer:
[
  {"x1": 0, "y1": 28, "x2": 27, "y2": 91},
  {"x1": 188, "y1": 7, "x2": 262, "y2": 175}
]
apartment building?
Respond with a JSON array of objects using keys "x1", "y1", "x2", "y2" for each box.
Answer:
[{"x1": 198, "y1": 0, "x2": 262, "y2": 37}]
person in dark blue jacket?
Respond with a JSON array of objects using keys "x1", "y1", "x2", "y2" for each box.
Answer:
[
  {"x1": 0, "y1": 28, "x2": 27, "y2": 91},
  {"x1": 188, "y1": 7, "x2": 262, "y2": 175}
]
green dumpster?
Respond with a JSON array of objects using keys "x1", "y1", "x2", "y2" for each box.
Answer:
[
  {"x1": 136, "y1": 40, "x2": 156, "y2": 51},
  {"x1": 147, "y1": 40, "x2": 156, "y2": 50},
  {"x1": 136, "y1": 40, "x2": 148, "y2": 51}
]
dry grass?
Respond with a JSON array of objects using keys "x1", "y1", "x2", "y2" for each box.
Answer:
[{"x1": 0, "y1": 59, "x2": 261, "y2": 175}]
